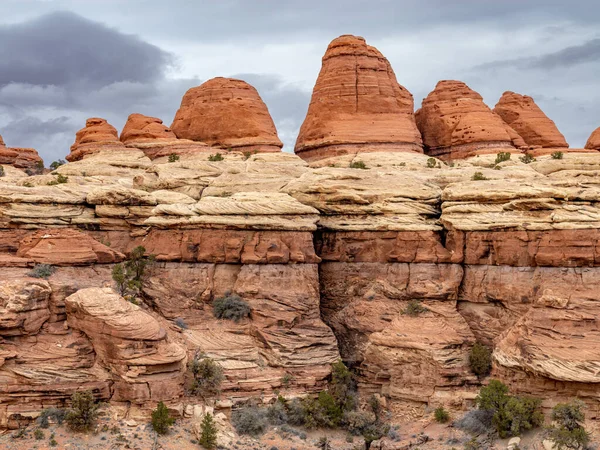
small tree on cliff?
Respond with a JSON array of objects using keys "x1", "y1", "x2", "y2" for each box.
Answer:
[
  {"x1": 151, "y1": 401, "x2": 175, "y2": 435},
  {"x1": 199, "y1": 412, "x2": 218, "y2": 449},
  {"x1": 546, "y1": 400, "x2": 590, "y2": 450},
  {"x1": 65, "y1": 390, "x2": 99, "y2": 432},
  {"x1": 111, "y1": 246, "x2": 155, "y2": 297}
]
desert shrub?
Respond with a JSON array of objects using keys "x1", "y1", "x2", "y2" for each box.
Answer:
[
  {"x1": 285, "y1": 398, "x2": 307, "y2": 426},
  {"x1": 174, "y1": 318, "x2": 187, "y2": 329},
  {"x1": 267, "y1": 396, "x2": 288, "y2": 425},
  {"x1": 49, "y1": 438, "x2": 58, "y2": 447},
  {"x1": 402, "y1": 300, "x2": 428, "y2": 317},
  {"x1": 112, "y1": 246, "x2": 155, "y2": 296},
  {"x1": 494, "y1": 152, "x2": 511, "y2": 164},
  {"x1": 49, "y1": 160, "x2": 66, "y2": 170},
  {"x1": 151, "y1": 401, "x2": 175, "y2": 435},
  {"x1": 475, "y1": 380, "x2": 543, "y2": 438},
  {"x1": 469, "y1": 342, "x2": 492, "y2": 377},
  {"x1": 38, "y1": 407, "x2": 67, "y2": 428},
  {"x1": 520, "y1": 153, "x2": 536, "y2": 164},
  {"x1": 344, "y1": 409, "x2": 376, "y2": 435},
  {"x1": 551, "y1": 151, "x2": 564, "y2": 160},
  {"x1": 329, "y1": 360, "x2": 357, "y2": 413},
  {"x1": 34, "y1": 428, "x2": 44, "y2": 440},
  {"x1": 213, "y1": 294, "x2": 251, "y2": 322},
  {"x1": 28, "y1": 264, "x2": 56, "y2": 279},
  {"x1": 231, "y1": 406, "x2": 268, "y2": 436},
  {"x1": 426, "y1": 157, "x2": 437, "y2": 168},
  {"x1": 455, "y1": 409, "x2": 495, "y2": 436},
  {"x1": 208, "y1": 153, "x2": 224, "y2": 162},
  {"x1": 546, "y1": 400, "x2": 590, "y2": 450},
  {"x1": 464, "y1": 437, "x2": 481, "y2": 450},
  {"x1": 0, "y1": 165, "x2": 4, "y2": 177},
  {"x1": 199, "y1": 412, "x2": 218, "y2": 449},
  {"x1": 112, "y1": 263, "x2": 127, "y2": 295},
  {"x1": 317, "y1": 436, "x2": 332, "y2": 450},
  {"x1": 349, "y1": 161, "x2": 367, "y2": 169},
  {"x1": 168, "y1": 153, "x2": 180, "y2": 163},
  {"x1": 435, "y1": 406, "x2": 450, "y2": 423},
  {"x1": 472, "y1": 171, "x2": 488, "y2": 181},
  {"x1": 281, "y1": 373, "x2": 295, "y2": 387},
  {"x1": 47, "y1": 173, "x2": 68, "y2": 185},
  {"x1": 189, "y1": 353, "x2": 224, "y2": 397},
  {"x1": 65, "y1": 390, "x2": 99, "y2": 432}
]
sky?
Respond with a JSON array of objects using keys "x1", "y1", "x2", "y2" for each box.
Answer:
[{"x1": 0, "y1": 0, "x2": 599, "y2": 163}]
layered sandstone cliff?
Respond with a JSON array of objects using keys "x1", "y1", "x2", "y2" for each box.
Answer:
[{"x1": 294, "y1": 35, "x2": 422, "y2": 161}]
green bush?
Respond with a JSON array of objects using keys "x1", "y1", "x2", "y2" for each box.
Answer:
[
  {"x1": 65, "y1": 390, "x2": 99, "y2": 432},
  {"x1": 112, "y1": 246, "x2": 155, "y2": 296},
  {"x1": 47, "y1": 173, "x2": 68, "y2": 185},
  {"x1": 402, "y1": 300, "x2": 428, "y2": 317},
  {"x1": 494, "y1": 152, "x2": 511, "y2": 164},
  {"x1": 469, "y1": 342, "x2": 492, "y2": 377},
  {"x1": 551, "y1": 151, "x2": 564, "y2": 160},
  {"x1": 38, "y1": 408, "x2": 67, "y2": 428},
  {"x1": 267, "y1": 396, "x2": 288, "y2": 425},
  {"x1": 168, "y1": 153, "x2": 180, "y2": 163},
  {"x1": 519, "y1": 153, "x2": 536, "y2": 164},
  {"x1": 34, "y1": 428, "x2": 44, "y2": 440},
  {"x1": 213, "y1": 294, "x2": 251, "y2": 322},
  {"x1": 27, "y1": 264, "x2": 56, "y2": 279},
  {"x1": 472, "y1": 171, "x2": 488, "y2": 181},
  {"x1": 151, "y1": 401, "x2": 175, "y2": 435},
  {"x1": 189, "y1": 353, "x2": 224, "y2": 397},
  {"x1": 199, "y1": 412, "x2": 218, "y2": 449},
  {"x1": 546, "y1": 400, "x2": 590, "y2": 450},
  {"x1": 208, "y1": 153, "x2": 224, "y2": 162},
  {"x1": 231, "y1": 406, "x2": 268, "y2": 436},
  {"x1": 434, "y1": 406, "x2": 450, "y2": 423},
  {"x1": 49, "y1": 160, "x2": 66, "y2": 170},
  {"x1": 349, "y1": 161, "x2": 367, "y2": 169},
  {"x1": 329, "y1": 360, "x2": 357, "y2": 413}
]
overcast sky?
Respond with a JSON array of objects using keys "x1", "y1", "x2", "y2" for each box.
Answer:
[{"x1": 0, "y1": 0, "x2": 599, "y2": 163}]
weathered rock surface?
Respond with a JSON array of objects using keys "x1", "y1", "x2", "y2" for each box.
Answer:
[
  {"x1": 0, "y1": 134, "x2": 43, "y2": 171},
  {"x1": 416, "y1": 80, "x2": 519, "y2": 160},
  {"x1": 171, "y1": 77, "x2": 283, "y2": 152},
  {"x1": 494, "y1": 91, "x2": 569, "y2": 148},
  {"x1": 294, "y1": 35, "x2": 422, "y2": 161},
  {"x1": 120, "y1": 113, "x2": 177, "y2": 144},
  {"x1": 585, "y1": 127, "x2": 600, "y2": 150},
  {"x1": 67, "y1": 118, "x2": 125, "y2": 162}
]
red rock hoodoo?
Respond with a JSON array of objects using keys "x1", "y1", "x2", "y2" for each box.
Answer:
[
  {"x1": 294, "y1": 35, "x2": 423, "y2": 161},
  {"x1": 120, "y1": 113, "x2": 176, "y2": 144},
  {"x1": 416, "y1": 80, "x2": 524, "y2": 160},
  {"x1": 585, "y1": 127, "x2": 600, "y2": 150},
  {"x1": 67, "y1": 118, "x2": 125, "y2": 162},
  {"x1": 0, "y1": 133, "x2": 44, "y2": 171},
  {"x1": 494, "y1": 91, "x2": 569, "y2": 148},
  {"x1": 170, "y1": 77, "x2": 283, "y2": 153}
]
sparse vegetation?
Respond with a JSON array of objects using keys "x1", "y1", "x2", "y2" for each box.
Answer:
[
  {"x1": 494, "y1": 152, "x2": 511, "y2": 164},
  {"x1": 317, "y1": 436, "x2": 332, "y2": 450},
  {"x1": 47, "y1": 173, "x2": 68, "y2": 185},
  {"x1": 199, "y1": 412, "x2": 218, "y2": 449},
  {"x1": 551, "y1": 151, "x2": 564, "y2": 160},
  {"x1": 27, "y1": 264, "x2": 55, "y2": 279},
  {"x1": 426, "y1": 157, "x2": 437, "y2": 168},
  {"x1": 151, "y1": 401, "x2": 175, "y2": 435},
  {"x1": 546, "y1": 400, "x2": 590, "y2": 450},
  {"x1": 469, "y1": 342, "x2": 492, "y2": 377},
  {"x1": 349, "y1": 161, "x2": 367, "y2": 169},
  {"x1": 208, "y1": 153, "x2": 224, "y2": 162},
  {"x1": 168, "y1": 153, "x2": 180, "y2": 162},
  {"x1": 189, "y1": 353, "x2": 224, "y2": 398},
  {"x1": 174, "y1": 317, "x2": 188, "y2": 329},
  {"x1": 34, "y1": 428, "x2": 44, "y2": 440},
  {"x1": 435, "y1": 406, "x2": 450, "y2": 423},
  {"x1": 213, "y1": 293, "x2": 251, "y2": 322},
  {"x1": 111, "y1": 246, "x2": 155, "y2": 297},
  {"x1": 475, "y1": 379, "x2": 544, "y2": 438},
  {"x1": 49, "y1": 160, "x2": 66, "y2": 170},
  {"x1": 65, "y1": 390, "x2": 99, "y2": 432},
  {"x1": 472, "y1": 171, "x2": 488, "y2": 181},
  {"x1": 281, "y1": 373, "x2": 295, "y2": 387},
  {"x1": 232, "y1": 406, "x2": 269, "y2": 436},
  {"x1": 402, "y1": 300, "x2": 428, "y2": 317},
  {"x1": 38, "y1": 407, "x2": 67, "y2": 428},
  {"x1": 520, "y1": 153, "x2": 536, "y2": 164},
  {"x1": 0, "y1": 165, "x2": 4, "y2": 177}
]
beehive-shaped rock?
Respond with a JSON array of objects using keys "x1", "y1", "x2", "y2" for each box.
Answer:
[
  {"x1": 67, "y1": 118, "x2": 125, "y2": 162},
  {"x1": 585, "y1": 127, "x2": 600, "y2": 151}
]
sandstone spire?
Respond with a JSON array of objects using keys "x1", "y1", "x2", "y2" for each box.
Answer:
[
  {"x1": 494, "y1": 91, "x2": 568, "y2": 148},
  {"x1": 416, "y1": 80, "x2": 521, "y2": 160},
  {"x1": 585, "y1": 127, "x2": 600, "y2": 151},
  {"x1": 67, "y1": 118, "x2": 125, "y2": 162},
  {"x1": 294, "y1": 34, "x2": 423, "y2": 161},
  {"x1": 170, "y1": 77, "x2": 283, "y2": 153}
]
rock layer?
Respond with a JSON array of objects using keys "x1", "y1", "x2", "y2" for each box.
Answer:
[
  {"x1": 294, "y1": 35, "x2": 422, "y2": 161},
  {"x1": 170, "y1": 77, "x2": 283, "y2": 152},
  {"x1": 416, "y1": 80, "x2": 519, "y2": 160},
  {"x1": 585, "y1": 127, "x2": 600, "y2": 150},
  {"x1": 67, "y1": 118, "x2": 125, "y2": 162},
  {"x1": 0, "y1": 134, "x2": 43, "y2": 171},
  {"x1": 494, "y1": 91, "x2": 569, "y2": 148}
]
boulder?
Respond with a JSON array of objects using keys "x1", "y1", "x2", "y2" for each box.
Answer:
[
  {"x1": 585, "y1": 127, "x2": 600, "y2": 150},
  {"x1": 416, "y1": 80, "x2": 519, "y2": 160},
  {"x1": 170, "y1": 77, "x2": 283, "y2": 152},
  {"x1": 294, "y1": 35, "x2": 423, "y2": 161},
  {"x1": 0, "y1": 279, "x2": 51, "y2": 336},
  {"x1": 67, "y1": 118, "x2": 126, "y2": 162},
  {"x1": 0, "y1": 134, "x2": 44, "y2": 171},
  {"x1": 494, "y1": 91, "x2": 569, "y2": 148}
]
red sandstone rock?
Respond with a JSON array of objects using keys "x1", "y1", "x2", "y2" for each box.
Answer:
[
  {"x1": 294, "y1": 35, "x2": 423, "y2": 161},
  {"x1": 0, "y1": 134, "x2": 44, "y2": 170},
  {"x1": 170, "y1": 77, "x2": 283, "y2": 152},
  {"x1": 17, "y1": 229, "x2": 125, "y2": 265},
  {"x1": 416, "y1": 80, "x2": 518, "y2": 160},
  {"x1": 494, "y1": 91, "x2": 568, "y2": 148},
  {"x1": 67, "y1": 118, "x2": 125, "y2": 162},
  {"x1": 585, "y1": 127, "x2": 600, "y2": 150},
  {"x1": 0, "y1": 135, "x2": 4, "y2": 147},
  {"x1": 120, "y1": 113, "x2": 176, "y2": 144}
]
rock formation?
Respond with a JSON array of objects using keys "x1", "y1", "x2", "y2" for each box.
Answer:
[
  {"x1": 170, "y1": 77, "x2": 283, "y2": 153},
  {"x1": 416, "y1": 80, "x2": 523, "y2": 160},
  {"x1": 585, "y1": 127, "x2": 600, "y2": 150},
  {"x1": 294, "y1": 35, "x2": 422, "y2": 161},
  {"x1": 67, "y1": 118, "x2": 125, "y2": 162},
  {"x1": 494, "y1": 91, "x2": 569, "y2": 149},
  {"x1": 0, "y1": 134, "x2": 44, "y2": 172}
]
